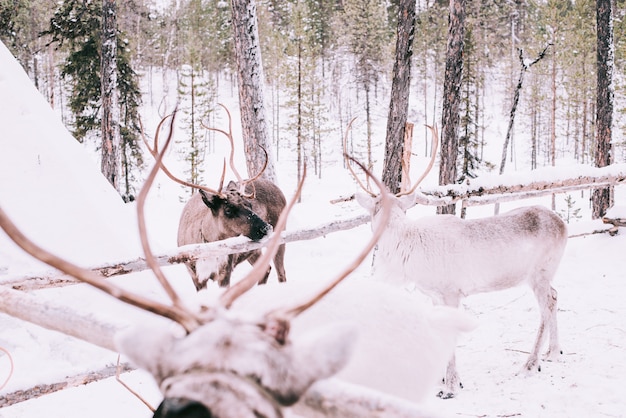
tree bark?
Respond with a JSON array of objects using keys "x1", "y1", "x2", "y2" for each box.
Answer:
[
  {"x1": 101, "y1": 0, "x2": 121, "y2": 192},
  {"x1": 593, "y1": 0, "x2": 614, "y2": 218},
  {"x1": 438, "y1": 0, "x2": 465, "y2": 214},
  {"x1": 382, "y1": 0, "x2": 416, "y2": 194},
  {"x1": 230, "y1": 0, "x2": 277, "y2": 183}
]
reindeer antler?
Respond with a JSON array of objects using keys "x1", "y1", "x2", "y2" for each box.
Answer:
[
  {"x1": 140, "y1": 112, "x2": 227, "y2": 195},
  {"x1": 0, "y1": 207, "x2": 201, "y2": 333},
  {"x1": 342, "y1": 117, "x2": 376, "y2": 197},
  {"x1": 344, "y1": 121, "x2": 439, "y2": 198},
  {"x1": 269, "y1": 157, "x2": 392, "y2": 321},
  {"x1": 201, "y1": 103, "x2": 268, "y2": 197},
  {"x1": 396, "y1": 124, "x2": 439, "y2": 197},
  {"x1": 0, "y1": 112, "x2": 211, "y2": 333}
]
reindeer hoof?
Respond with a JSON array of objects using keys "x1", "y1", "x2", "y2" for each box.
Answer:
[{"x1": 437, "y1": 390, "x2": 455, "y2": 399}]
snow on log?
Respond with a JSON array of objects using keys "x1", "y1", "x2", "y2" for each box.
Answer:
[
  {"x1": 417, "y1": 163, "x2": 626, "y2": 207},
  {"x1": 3, "y1": 215, "x2": 370, "y2": 291},
  {"x1": 0, "y1": 286, "x2": 123, "y2": 351}
]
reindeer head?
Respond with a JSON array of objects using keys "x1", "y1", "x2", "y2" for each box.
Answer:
[
  {"x1": 346, "y1": 121, "x2": 440, "y2": 221},
  {"x1": 0, "y1": 114, "x2": 393, "y2": 417},
  {"x1": 198, "y1": 188, "x2": 271, "y2": 242},
  {"x1": 118, "y1": 317, "x2": 356, "y2": 418}
]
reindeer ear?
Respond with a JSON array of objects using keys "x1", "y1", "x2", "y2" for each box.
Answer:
[
  {"x1": 115, "y1": 324, "x2": 180, "y2": 383},
  {"x1": 398, "y1": 193, "x2": 418, "y2": 212},
  {"x1": 199, "y1": 189, "x2": 223, "y2": 214},
  {"x1": 355, "y1": 192, "x2": 376, "y2": 214},
  {"x1": 291, "y1": 322, "x2": 357, "y2": 386},
  {"x1": 225, "y1": 180, "x2": 238, "y2": 191}
]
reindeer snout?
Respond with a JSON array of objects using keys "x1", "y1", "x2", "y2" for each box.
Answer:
[
  {"x1": 153, "y1": 397, "x2": 212, "y2": 418},
  {"x1": 248, "y1": 215, "x2": 273, "y2": 242}
]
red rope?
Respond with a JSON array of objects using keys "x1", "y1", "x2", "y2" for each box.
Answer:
[{"x1": 0, "y1": 346, "x2": 14, "y2": 391}]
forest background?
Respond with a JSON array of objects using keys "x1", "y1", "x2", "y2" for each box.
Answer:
[{"x1": 1, "y1": 0, "x2": 626, "y2": 203}]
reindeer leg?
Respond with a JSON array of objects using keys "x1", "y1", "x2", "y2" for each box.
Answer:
[
  {"x1": 438, "y1": 354, "x2": 462, "y2": 399},
  {"x1": 524, "y1": 282, "x2": 560, "y2": 371},
  {"x1": 544, "y1": 286, "x2": 561, "y2": 361},
  {"x1": 437, "y1": 295, "x2": 462, "y2": 399},
  {"x1": 274, "y1": 244, "x2": 286, "y2": 282}
]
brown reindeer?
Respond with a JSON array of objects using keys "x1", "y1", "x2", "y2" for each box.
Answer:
[
  {"x1": 144, "y1": 107, "x2": 287, "y2": 289},
  {"x1": 0, "y1": 116, "x2": 393, "y2": 417}
]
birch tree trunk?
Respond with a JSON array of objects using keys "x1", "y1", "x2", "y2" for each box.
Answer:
[
  {"x1": 438, "y1": 0, "x2": 465, "y2": 214},
  {"x1": 101, "y1": 0, "x2": 121, "y2": 192},
  {"x1": 382, "y1": 0, "x2": 416, "y2": 194},
  {"x1": 230, "y1": 0, "x2": 277, "y2": 183},
  {"x1": 593, "y1": 0, "x2": 614, "y2": 218}
]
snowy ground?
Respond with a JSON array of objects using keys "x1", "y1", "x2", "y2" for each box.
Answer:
[{"x1": 2, "y1": 40, "x2": 626, "y2": 418}]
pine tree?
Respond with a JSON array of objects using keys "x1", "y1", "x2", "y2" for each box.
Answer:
[
  {"x1": 342, "y1": 0, "x2": 391, "y2": 171},
  {"x1": 177, "y1": 65, "x2": 214, "y2": 196},
  {"x1": 43, "y1": 0, "x2": 144, "y2": 197},
  {"x1": 457, "y1": 24, "x2": 480, "y2": 183}
]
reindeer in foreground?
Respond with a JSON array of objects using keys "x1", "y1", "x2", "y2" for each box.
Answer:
[
  {"x1": 0, "y1": 116, "x2": 393, "y2": 417},
  {"x1": 144, "y1": 106, "x2": 287, "y2": 289},
  {"x1": 347, "y1": 124, "x2": 568, "y2": 399}
]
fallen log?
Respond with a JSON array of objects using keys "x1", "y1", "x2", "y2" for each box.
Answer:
[
  {"x1": 602, "y1": 216, "x2": 625, "y2": 236},
  {"x1": 416, "y1": 163, "x2": 626, "y2": 207},
  {"x1": 2, "y1": 214, "x2": 369, "y2": 292},
  {"x1": 0, "y1": 362, "x2": 133, "y2": 408}
]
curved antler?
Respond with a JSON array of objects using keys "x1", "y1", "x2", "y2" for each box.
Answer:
[
  {"x1": 342, "y1": 118, "x2": 376, "y2": 197},
  {"x1": 219, "y1": 165, "x2": 306, "y2": 310},
  {"x1": 201, "y1": 103, "x2": 269, "y2": 198},
  {"x1": 0, "y1": 208, "x2": 201, "y2": 333},
  {"x1": 140, "y1": 113, "x2": 227, "y2": 196},
  {"x1": 0, "y1": 111, "x2": 204, "y2": 333},
  {"x1": 269, "y1": 156, "x2": 392, "y2": 321},
  {"x1": 136, "y1": 111, "x2": 202, "y2": 330},
  {"x1": 396, "y1": 124, "x2": 439, "y2": 197}
]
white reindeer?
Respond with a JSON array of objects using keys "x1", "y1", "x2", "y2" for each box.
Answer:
[{"x1": 349, "y1": 125, "x2": 568, "y2": 399}]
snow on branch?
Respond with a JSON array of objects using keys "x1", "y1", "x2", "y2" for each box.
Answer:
[{"x1": 416, "y1": 163, "x2": 626, "y2": 207}]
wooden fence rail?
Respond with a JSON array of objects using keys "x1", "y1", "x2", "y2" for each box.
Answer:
[{"x1": 4, "y1": 163, "x2": 626, "y2": 291}]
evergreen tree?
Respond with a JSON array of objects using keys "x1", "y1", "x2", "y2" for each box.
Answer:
[
  {"x1": 177, "y1": 65, "x2": 214, "y2": 197},
  {"x1": 43, "y1": 0, "x2": 144, "y2": 197},
  {"x1": 457, "y1": 24, "x2": 480, "y2": 183},
  {"x1": 342, "y1": 0, "x2": 391, "y2": 171},
  {"x1": 230, "y1": 0, "x2": 277, "y2": 183}
]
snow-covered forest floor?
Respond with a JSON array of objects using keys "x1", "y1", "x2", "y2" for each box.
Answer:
[{"x1": 1, "y1": 39, "x2": 626, "y2": 418}]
